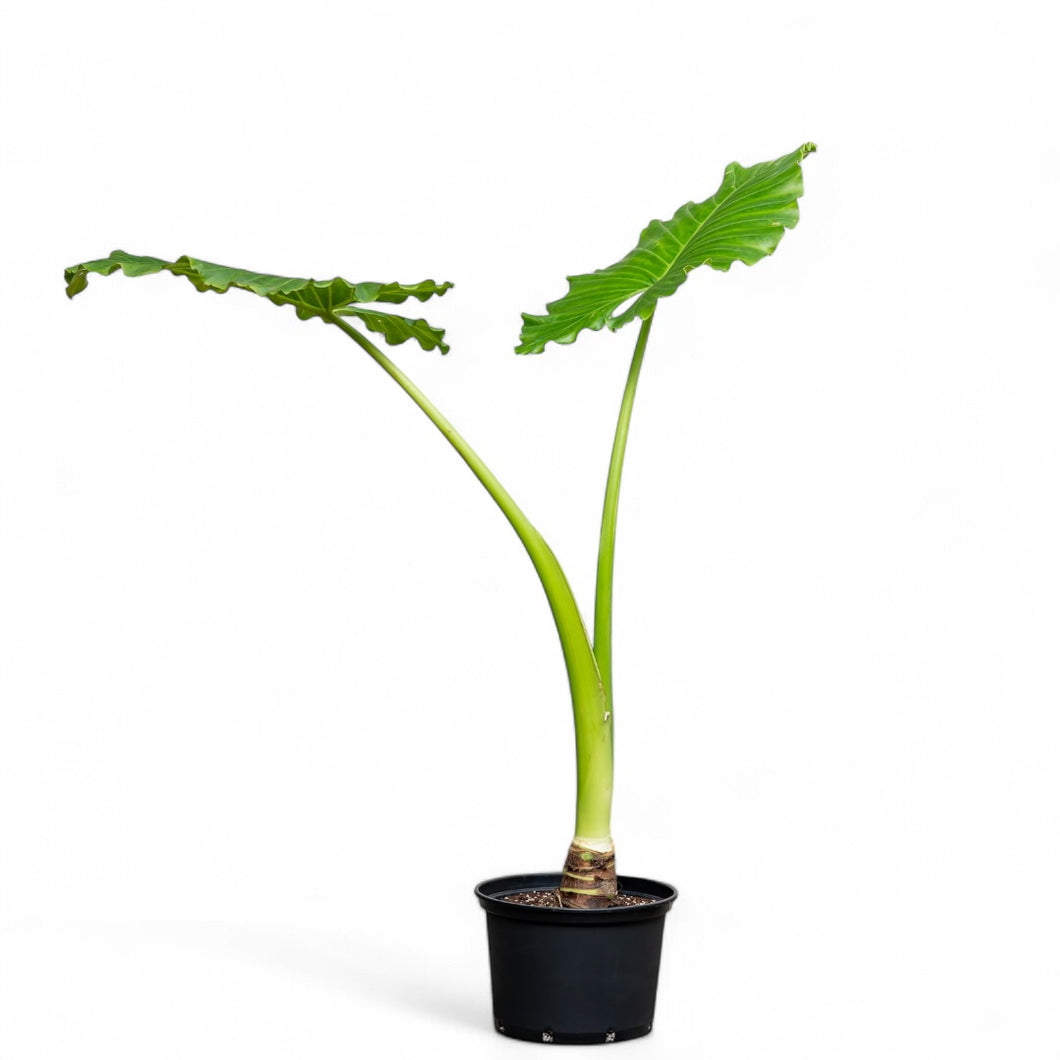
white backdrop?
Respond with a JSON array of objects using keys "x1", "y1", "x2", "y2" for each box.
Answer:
[{"x1": 2, "y1": 2, "x2": 1058, "y2": 1057}]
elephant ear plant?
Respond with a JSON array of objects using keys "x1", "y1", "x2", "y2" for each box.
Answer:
[{"x1": 65, "y1": 143, "x2": 815, "y2": 909}]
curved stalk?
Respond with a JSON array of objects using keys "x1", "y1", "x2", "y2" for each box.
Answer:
[
  {"x1": 329, "y1": 316, "x2": 614, "y2": 859},
  {"x1": 594, "y1": 312, "x2": 654, "y2": 702}
]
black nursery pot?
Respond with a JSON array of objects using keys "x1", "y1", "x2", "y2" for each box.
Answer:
[{"x1": 475, "y1": 873, "x2": 677, "y2": 1045}]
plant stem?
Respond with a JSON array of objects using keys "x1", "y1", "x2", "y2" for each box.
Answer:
[
  {"x1": 555, "y1": 314, "x2": 654, "y2": 907},
  {"x1": 329, "y1": 315, "x2": 613, "y2": 840},
  {"x1": 593, "y1": 312, "x2": 654, "y2": 703}
]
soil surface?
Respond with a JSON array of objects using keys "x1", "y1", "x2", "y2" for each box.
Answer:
[{"x1": 502, "y1": 889, "x2": 655, "y2": 908}]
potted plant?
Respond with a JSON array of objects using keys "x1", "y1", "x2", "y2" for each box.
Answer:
[{"x1": 65, "y1": 142, "x2": 816, "y2": 1044}]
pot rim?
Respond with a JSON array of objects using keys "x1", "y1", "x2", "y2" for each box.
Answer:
[{"x1": 475, "y1": 872, "x2": 677, "y2": 924}]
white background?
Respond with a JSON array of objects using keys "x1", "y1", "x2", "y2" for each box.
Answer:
[{"x1": 2, "y1": 1, "x2": 1058, "y2": 1057}]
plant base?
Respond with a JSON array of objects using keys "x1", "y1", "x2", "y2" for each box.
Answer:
[{"x1": 475, "y1": 872, "x2": 677, "y2": 1045}]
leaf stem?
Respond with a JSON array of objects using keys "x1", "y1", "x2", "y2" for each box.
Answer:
[
  {"x1": 594, "y1": 312, "x2": 654, "y2": 703},
  {"x1": 329, "y1": 315, "x2": 613, "y2": 839}
]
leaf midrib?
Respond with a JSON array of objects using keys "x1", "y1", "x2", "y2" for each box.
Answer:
[{"x1": 662, "y1": 163, "x2": 786, "y2": 272}]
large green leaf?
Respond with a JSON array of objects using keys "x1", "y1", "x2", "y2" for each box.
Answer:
[
  {"x1": 517, "y1": 142, "x2": 816, "y2": 354},
  {"x1": 64, "y1": 250, "x2": 453, "y2": 353}
]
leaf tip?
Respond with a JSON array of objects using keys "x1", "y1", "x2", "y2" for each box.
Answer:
[
  {"x1": 64, "y1": 266, "x2": 88, "y2": 299},
  {"x1": 514, "y1": 312, "x2": 544, "y2": 355},
  {"x1": 801, "y1": 141, "x2": 818, "y2": 158}
]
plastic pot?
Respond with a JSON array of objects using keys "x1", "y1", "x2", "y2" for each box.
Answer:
[{"x1": 475, "y1": 872, "x2": 677, "y2": 1045}]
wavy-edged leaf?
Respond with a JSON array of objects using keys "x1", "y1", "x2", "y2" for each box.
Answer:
[
  {"x1": 334, "y1": 306, "x2": 449, "y2": 354},
  {"x1": 64, "y1": 250, "x2": 453, "y2": 352},
  {"x1": 517, "y1": 142, "x2": 816, "y2": 354}
]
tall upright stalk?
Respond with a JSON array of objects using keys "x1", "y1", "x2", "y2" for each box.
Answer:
[
  {"x1": 331, "y1": 316, "x2": 614, "y2": 886},
  {"x1": 593, "y1": 312, "x2": 654, "y2": 702}
]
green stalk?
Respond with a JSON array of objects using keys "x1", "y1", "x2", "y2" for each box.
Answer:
[
  {"x1": 593, "y1": 312, "x2": 654, "y2": 703},
  {"x1": 329, "y1": 315, "x2": 612, "y2": 840}
]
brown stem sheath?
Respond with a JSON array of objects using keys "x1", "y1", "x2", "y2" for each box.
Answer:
[{"x1": 557, "y1": 842, "x2": 618, "y2": 908}]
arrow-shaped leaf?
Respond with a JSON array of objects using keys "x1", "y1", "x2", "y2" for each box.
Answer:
[
  {"x1": 517, "y1": 142, "x2": 816, "y2": 355},
  {"x1": 64, "y1": 250, "x2": 453, "y2": 352}
]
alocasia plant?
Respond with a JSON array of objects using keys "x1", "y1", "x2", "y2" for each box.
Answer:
[{"x1": 65, "y1": 142, "x2": 815, "y2": 907}]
